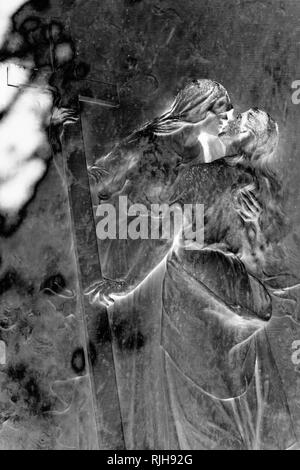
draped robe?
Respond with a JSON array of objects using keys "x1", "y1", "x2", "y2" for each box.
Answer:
[
  {"x1": 109, "y1": 246, "x2": 296, "y2": 450},
  {"x1": 92, "y1": 150, "x2": 297, "y2": 449}
]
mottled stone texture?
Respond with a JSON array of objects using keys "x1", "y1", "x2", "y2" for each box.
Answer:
[{"x1": 0, "y1": 0, "x2": 300, "y2": 449}]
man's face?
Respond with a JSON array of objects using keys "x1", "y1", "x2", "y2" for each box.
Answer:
[{"x1": 200, "y1": 94, "x2": 234, "y2": 136}]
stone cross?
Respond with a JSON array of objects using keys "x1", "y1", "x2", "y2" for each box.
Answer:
[
  {"x1": 2, "y1": 45, "x2": 125, "y2": 448},
  {"x1": 61, "y1": 80, "x2": 125, "y2": 450}
]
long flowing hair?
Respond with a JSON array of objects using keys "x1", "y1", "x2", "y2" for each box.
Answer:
[
  {"x1": 234, "y1": 111, "x2": 290, "y2": 280},
  {"x1": 90, "y1": 79, "x2": 231, "y2": 182},
  {"x1": 137, "y1": 79, "x2": 231, "y2": 136},
  {"x1": 244, "y1": 110, "x2": 286, "y2": 241}
]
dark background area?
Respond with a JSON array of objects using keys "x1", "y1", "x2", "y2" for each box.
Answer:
[{"x1": 0, "y1": 0, "x2": 300, "y2": 449}]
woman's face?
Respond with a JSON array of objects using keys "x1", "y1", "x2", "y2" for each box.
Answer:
[
  {"x1": 219, "y1": 109, "x2": 258, "y2": 136},
  {"x1": 218, "y1": 109, "x2": 259, "y2": 154}
]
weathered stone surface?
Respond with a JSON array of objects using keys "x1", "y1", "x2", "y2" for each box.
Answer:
[{"x1": 0, "y1": 0, "x2": 300, "y2": 450}]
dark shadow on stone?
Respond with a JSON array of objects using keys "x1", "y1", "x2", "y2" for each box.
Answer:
[
  {"x1": 7, "y1": 362, "x2": 53, "y2": 415},
  {"x1": 88, "y1": 341, "x2": 97, "y2": 366},
  {"x1": 112, "y1": 319, "x2": 145, "y2": 352},
  {"x1": 30, "y1": 0, "x2": 51, "y2": 12},
  {"x1": 71, "y1": 347, "x2": 86, "y2": 374},
  {"x1": 94, "y1": 308, "x2": 112, "y2": 345},
  {"x1": 40, "y1": 273, "x2": 66, "y2": 295},
  {"x1": 0, "y1": 269, "x2": 34, "y2": 296}
]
